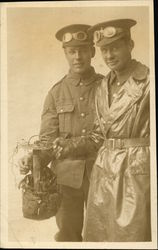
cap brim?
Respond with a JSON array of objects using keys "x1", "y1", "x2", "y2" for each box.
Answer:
[
  {"x1": 88, "y1": 18, "x2": 136, "y2": 35},
  {"x1": 96, "y1": 33, "x2": 125, "y2": 47},
  {"x1": 56, "y1": 24, "x2": 91, "y2": 41},
  {"x1": 63, "y1": 40, "x2": 93, "y2": 47}
]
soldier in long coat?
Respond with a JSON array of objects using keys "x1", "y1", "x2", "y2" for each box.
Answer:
[{"x1": 55, "y1": 19, "x2": 151, "y2": 242}]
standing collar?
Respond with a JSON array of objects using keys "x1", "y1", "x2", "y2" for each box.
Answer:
[
  {"x1": 65, "y1": 66, "x2": 97, "y2": 86},
  {"x1": 109, "y1": 59, "x2": 149, "y2": 85}
]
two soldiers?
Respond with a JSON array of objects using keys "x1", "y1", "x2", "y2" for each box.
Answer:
[{"x1": 19, "y1": 19, "x2": 151, "y2": 242}]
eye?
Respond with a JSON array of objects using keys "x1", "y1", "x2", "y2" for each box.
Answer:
[
  {"x1": 101, "y1": 48, "x2": 107, "y2": 53},
  {"x1": 68, "y1": 49, "x2": 75, "y2": 54},
  {"x1": 79, "y1": 47, "x2": 87, "y2": 53},
  {"x1": 82, "y1": 49, "x2": 87, "y2": 54},
  {"x1": 111, "y1": 43, "x2": 122, "y2": 51},
  {"x1": 111, "y1": 46, "x2": 117, "y2": 52}
]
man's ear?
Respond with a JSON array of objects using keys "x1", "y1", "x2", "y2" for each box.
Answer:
[
  {"x1": 91, "y1": 46, "x2": 96, "y2": 58},
  {"x1": 128, "y1": 39, "x2": 134, "y2": 52}
]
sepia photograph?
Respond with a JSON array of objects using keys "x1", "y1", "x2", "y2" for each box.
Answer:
[{"x1": 0, "y1": 0, "x2": 157, "y2": 249}]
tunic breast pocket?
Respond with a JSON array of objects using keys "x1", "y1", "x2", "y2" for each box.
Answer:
[{"x1": 56, "y1": 103, "x2": 75, "y2": 133}]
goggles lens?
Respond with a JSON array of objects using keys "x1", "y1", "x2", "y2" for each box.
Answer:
[
  {"x1": 63, "y1": 31, "x2": 88, "y2": 43},
  {"x1": 63, "y1": 33, "x2": 73, "y2": 42},
  {"x1": 103, "y1": 27, "x2": 116, "y2": 37},
  {"x1": 94, "y1": 26, "x2": 117, "y2": 42},
  {"x1": 73, "y1": 31, "x2": 88, "y2": 41}
]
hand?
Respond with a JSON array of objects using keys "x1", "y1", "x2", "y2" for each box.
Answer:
[
  {"x1": 52, "y1": 137, "x2": 72, "y2": 159},
  {"x1": 52, "y1": 138, "x2": 64, "y2": 159},
  {"x1": 18, "y1": 153, "x2": 33, "y2": 175},
  {"x1": 52, "y1": 136, "x2": 88, "y2": 159}
]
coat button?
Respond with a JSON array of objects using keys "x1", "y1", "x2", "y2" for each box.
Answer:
[
  {"x1": 112, "y1": 93, "x2": 117, "y2": 98},
  {"x1": 80, "y1": 82, "x2": 84, "y2": 86},
  {"x1": 79, "y1": 96, "x2": 84, "y2": 101},
  {"x1": 81, "y1": 113, "x2": 85, "y2": 117},
  {"x1": 117, "y1": 82, "x2": 120, "y2": 86},
  {"x1": 126, "y1": 187, "x2": 131, "y2": 193},
  {"x1": 82, "y1": 129, "x2": 86, "y2": 133},
  {"x1": 60, "y1": 109, "x2": 64, "y2": 112}
]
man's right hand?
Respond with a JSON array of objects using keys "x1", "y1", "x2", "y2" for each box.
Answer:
[{"x1": 18, "y1": 153, "x2": 33, "y2": 175}]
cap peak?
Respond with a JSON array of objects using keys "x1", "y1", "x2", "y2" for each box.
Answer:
[{"x1": 88, "y1": 18, "x2": 137, "y2": 47}]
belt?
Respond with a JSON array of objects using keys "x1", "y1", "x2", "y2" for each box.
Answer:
[{"x1": 103, "y1": 137, "x2": 150, "y2": 150}]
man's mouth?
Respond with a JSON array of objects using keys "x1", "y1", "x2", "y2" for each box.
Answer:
[
  {"x1": 107, "y1": 60, "x2": 117, "y2": 64},
  {"x1": 107, "y1": 60, "x2": 118, "y2": 65},
  {"x1": 74, "y1": 63, "x2": 83, "y2": 67}
]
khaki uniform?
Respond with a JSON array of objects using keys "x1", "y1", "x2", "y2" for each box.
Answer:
[{"x1": 40, "y1": 66, "x2": 103, "y2": 241}]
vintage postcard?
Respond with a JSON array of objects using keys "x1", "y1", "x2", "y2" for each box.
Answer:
[{"x1": 0, "y1": 0, "x2": 157, "y2": 249}]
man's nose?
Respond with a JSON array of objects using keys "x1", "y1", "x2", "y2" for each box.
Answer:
[
  {"x1": 105, "y1": 49, "x2": 113, "y2": 59},
  {"x1": 75, "y1": 51, "x2": 81, "y2": 59}
]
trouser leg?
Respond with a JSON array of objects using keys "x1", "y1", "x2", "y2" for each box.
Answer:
[{"x1": 55, "y1": 171, "x2": 89, "y2": 242}]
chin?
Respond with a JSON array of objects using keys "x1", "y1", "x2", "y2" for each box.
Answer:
[
  {"x1": 106, "y1": 62, "x2": 118, "y2": 70},
  {"x1": 110, "y1": 65, "x2": 122, "y2": 71},
  {"x1": 73, "y1": 68, "x2": 85, "y2": 74}
]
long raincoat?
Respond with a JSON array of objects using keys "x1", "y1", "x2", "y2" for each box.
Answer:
[{"x1": 83, "y1": 60, "x2": 151, "y2": 242}]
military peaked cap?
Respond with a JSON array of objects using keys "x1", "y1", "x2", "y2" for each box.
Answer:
[
  {"x1": 88, "y1": 19, "x2": 137, "y2": 47},
  {"x1": 55, "y1": 24, "x2": 93, "y2": 47}
]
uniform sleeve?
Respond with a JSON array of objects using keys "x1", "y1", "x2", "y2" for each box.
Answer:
[
  {"x1": 74, "y1": 117, "x2": 104, "y2": 157},
  {"x1": 39, "y1": 90, "x2": 59, "y2": 165},
  {"x1": 39, "y1": 91, "x2": 59, "y2": 141},
  {"x1": 56, "y1": 116, "x2": 104, "y2": 159}
]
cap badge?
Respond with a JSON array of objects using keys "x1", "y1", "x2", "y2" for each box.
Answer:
[{"x1": 103, "y1": 26, "x2": 116, "y2": 38}]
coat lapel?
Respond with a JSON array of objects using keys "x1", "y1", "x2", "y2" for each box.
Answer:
[
  {"x1": 109, "y1": 77, "x2": 144, "y2": 118},
  {"x1": 96, "y1": 61, "x2": 149, "y2": 136}
]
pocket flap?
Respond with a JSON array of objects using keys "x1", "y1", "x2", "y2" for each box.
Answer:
[
  {"x1": 56, "y1": 159, "x2": 85, "y2": 189},
  {"x1": 56, "y1": 104, "x2": 75, "y2": 114}
]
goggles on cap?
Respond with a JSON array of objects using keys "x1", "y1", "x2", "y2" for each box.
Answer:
[
  {"x1": 63, "y1": 31, "x2": 88, "y2": 43},
  {"x1": 94, "y1": 26, "x2": 124, "y2": 43}
]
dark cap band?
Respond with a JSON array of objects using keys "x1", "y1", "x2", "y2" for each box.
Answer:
[
  {"x1": 55, "y1": 24, "x2": 93, "y2": 47},
  {"x1": 88, "y1": 19, "x2": 136, "y2": 47}
]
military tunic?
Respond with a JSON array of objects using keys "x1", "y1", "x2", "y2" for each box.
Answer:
[
  {"x1": 83, "y1": 60, "x2": 151, "y2": 241},
  {"x1": 40, "y1": 67, "x2": 103, "y2": 187},
  {"x1": 39, "y1": 66, "x2": 103, "y2": 241}
]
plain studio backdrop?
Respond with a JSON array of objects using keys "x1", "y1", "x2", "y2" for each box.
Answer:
[
  {"x1": 7, "y1": 5, "x2": 149, "y2": 155},
  {"x1": 5, "y1": 3, "x2": 151, "y2": 245}
]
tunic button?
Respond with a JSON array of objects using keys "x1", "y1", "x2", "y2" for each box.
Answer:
[
  {"x1": 60, "y1": 109, "x2": 64, "y2": 112},
  {"x1": 79, "y1": 96, "x2": 84, "y2": 101},
  {"x1": 117, "y1": 82, "x2": 120, "y2": 86},
  {"x1": 81, "y1": 113, "x2": 85, "y2": 117},
  {"x1": 112, "y1": 93, "x2": 117, "y2": 98},
  {"x1": 82, "y1": 129, "x2": 86, "y2": 133},
  {"x1": 80, "y1": 82, "x2": 84, "y2": 86}
]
